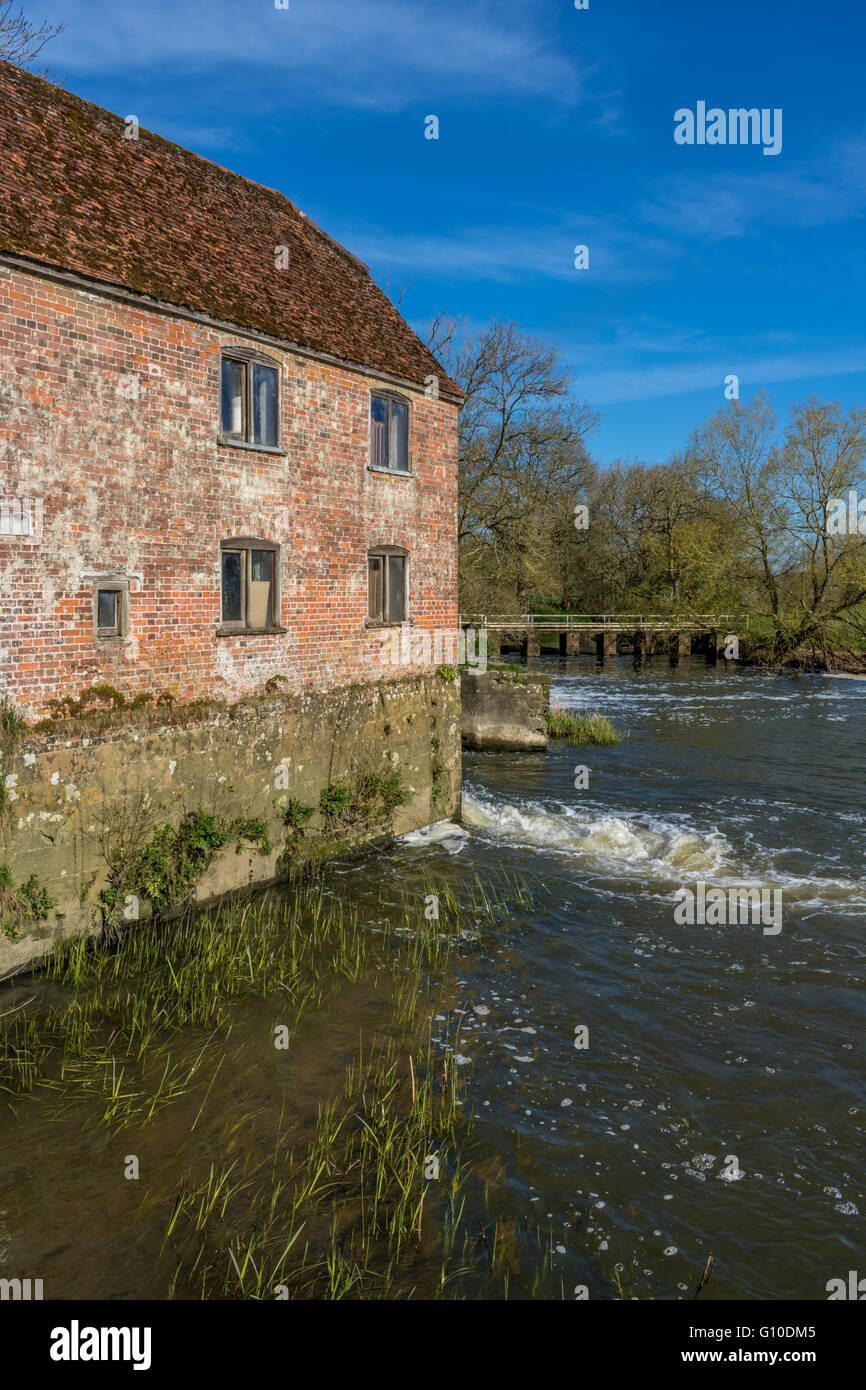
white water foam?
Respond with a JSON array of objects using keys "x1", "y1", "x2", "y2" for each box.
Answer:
[
  {"x1": 461, "y1": 789, "x2": 866, "y2": 910},
  {"x1": 398, "y1": 820, "x2": 468, "y2": 853},
  {"x1": 462, "y1": 789, "x2": 730, "y2": 879}
]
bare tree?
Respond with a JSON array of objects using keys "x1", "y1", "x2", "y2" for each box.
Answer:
[
  {"x1": 427, "y1": 314, "x2": 598, "y2": 608},
  {"x1": 0, "y1": 2, "x2": 63, "y2": 70},
  {"x1": 378, "y1": 272, "x2": 412, "y2": 309}
]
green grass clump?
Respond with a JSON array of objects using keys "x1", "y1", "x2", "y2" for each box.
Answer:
[
  {"x1": 280, "y1": 798, "x2": 316, "y2": 834},
  {"x1": 355, "y1": 771, "x2": 409, "y2": 818},
  {"x1": 320, "y1": 773, "x2": 410, "y2": 827},
  {"x1": 319, "y1": 785, "x2": 354, "y2": 822},
  {"x1": 0, "y1": 868, "x2": 578, "y2": 1297},
  {"x1": 0, "y1": 864, "x2": 58, "y2": 940},
  {"x1": 103, "y1": 810, "x2": 271, "y2": 916},
  {"x1": 545, "y1": 706, "x2": 620, "y2": 746}
]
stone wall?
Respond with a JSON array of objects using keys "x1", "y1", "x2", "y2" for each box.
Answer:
[
  {"x1": 461, "y1": 668, "x2": 550, "y2": 749},
  {"x1": 0, "y1": 673, "x2": 461, "y2": 977}
]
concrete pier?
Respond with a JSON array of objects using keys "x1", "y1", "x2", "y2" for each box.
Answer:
[
  {"x1": 669, "y1": 632, "x2": 691, "y2": 665},
  {"x1": 595, "y1": 631, "x2": 618, "y2": 662}
]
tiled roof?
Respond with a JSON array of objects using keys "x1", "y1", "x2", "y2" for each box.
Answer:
[{"x1": 0, "y1": 61, "x2": 460, "y2": 399}]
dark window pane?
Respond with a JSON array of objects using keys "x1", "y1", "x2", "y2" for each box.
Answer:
[
  {"x1": 250, "y1": 549, "x2": 274, "y2": 628},
  {"x1": 221, "y1": 550, "x2": 243, "y2": 623},
  {"x1": 368, "y1": 555, "x2": 383, "y2": 620},
  {"x1": 252, "y1": 364, "x2": 278, "y2": 447},
  {"x1": 221, "y1": 359, "x2": 246, "y2": 436},
  {"x1": 97, "y1": 589, "x2": 118, "y2": 631},
  {"x1": 370, "y1": 396, "x2": 387, "y2": 468},
  {"x1": 390, "y1": 401, "x2": 408, "y2": 471},
  {"x1": 387, "y1": 555, "x2": 405, "y2": 624}
]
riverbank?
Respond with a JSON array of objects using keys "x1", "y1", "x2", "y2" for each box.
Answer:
[{"x1": 747, "y1": 645, "x2": 866, "y2": 675}]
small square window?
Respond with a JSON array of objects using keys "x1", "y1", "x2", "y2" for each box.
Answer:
[
  {"x1": 97, "y1": 589, "x2": 118, "y2": 632},
  {"x1": 93, "y1": 582, "x2": 127, "y2": 640}
]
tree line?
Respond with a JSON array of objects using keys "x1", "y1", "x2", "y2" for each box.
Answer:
[{"x1": 427, "y1": 316, "x2": 866, "y2": 663}]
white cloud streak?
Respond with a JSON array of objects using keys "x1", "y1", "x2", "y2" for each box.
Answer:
[{"x1": 35, "y1": 0, "x2": 587, "y2": 109}]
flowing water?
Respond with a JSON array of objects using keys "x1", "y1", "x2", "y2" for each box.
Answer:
[
  {"x1": 2, "y1": 656, "x2": 864, "y2": 1299},
  {"x1": 397, "y1": 656, "x2": 866, "y2": 1299}
]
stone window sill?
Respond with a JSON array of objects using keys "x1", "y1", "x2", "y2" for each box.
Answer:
[
  {"x1": 367, "y1": 466, "x2": 414, "y2": 479},
  {"x1": 365, "y1": 619, "x2": 414, "y2": 630},
  {"x1": 217, "y1": 434, "x2": 287, "y2": 457},
  {"x1": 215, "y1": 625, "x2": 288, "y2": 637}
]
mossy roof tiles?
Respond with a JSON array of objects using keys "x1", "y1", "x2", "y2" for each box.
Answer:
[{"x1": 0, "y1": 61, "x2": 460, "y2": 399}]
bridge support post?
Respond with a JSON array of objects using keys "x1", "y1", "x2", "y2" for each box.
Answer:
[
  {"x1": 670, "y1": 632, "x2": 691, "y2": 665},
  {"x1": 579, "y1": 631, "x2": 595, "y2": 655},
  {"x1": 527, "y1": 634, "x2": 541, "y2": 659},
  {"x1": 632, "y1": 630, "x2": 645, "y2": 665},
  {"x1": 707, "y1": 630, "x2": 726, "y2": 664},
  {"x1": 566, "y1": 631, "x2": 581, "y2": 657},
  {"x1": 595, "y1": 631, "x2": 618, "y2": 662}
]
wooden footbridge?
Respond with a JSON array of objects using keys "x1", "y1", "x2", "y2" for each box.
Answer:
[{"x1": 459, "y1": 613, "x2": 741, "y2": 663}]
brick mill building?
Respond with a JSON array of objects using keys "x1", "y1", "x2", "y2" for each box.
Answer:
[{"x1": 0, "y1": 62, "x2": 461, "y2": 720}]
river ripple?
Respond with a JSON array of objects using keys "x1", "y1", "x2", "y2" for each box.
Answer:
[{"x1": 391, "y1": 658, "x2": 866, "y2": 1299}]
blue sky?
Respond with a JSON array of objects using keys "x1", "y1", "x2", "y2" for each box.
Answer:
[{"x1": 27, "y1": 0, "x2": 866, "y2": 463}]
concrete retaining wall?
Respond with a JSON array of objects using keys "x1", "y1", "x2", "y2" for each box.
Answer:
[
  {"x1": 461, "y1": 669, "x2": 550, "y2": 750},
  {"x1": 0, "y1": 672, "x2": 460, "y2": 977}
]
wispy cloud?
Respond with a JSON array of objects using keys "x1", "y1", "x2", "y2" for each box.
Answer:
[
  {"x1": 639, "y1": 136, "x2": 866, "y2": 239},
  {"x1": 332, "y1": 217, "x2": 680, "y2": 285},
  {"x1": 565, "y1": 329, "x2": 866, "y2": 405},
  {"x1": 35, "y1": 0, "x2": 587, "y2": 110}
]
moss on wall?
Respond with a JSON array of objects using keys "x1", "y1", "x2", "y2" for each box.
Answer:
[{"x1": 0, "y1": 673, "x2": 461, "y2": 976}]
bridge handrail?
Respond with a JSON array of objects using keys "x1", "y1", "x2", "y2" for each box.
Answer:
[{"x1": 459, "y1": 612, "x2": 742, "y2": 627}]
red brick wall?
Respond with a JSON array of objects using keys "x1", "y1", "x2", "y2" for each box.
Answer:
[{"x1": 0, "y1": 266, "x2": 459, "y2": 718}]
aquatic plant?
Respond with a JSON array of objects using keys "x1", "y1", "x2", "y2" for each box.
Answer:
[
  {"x1": 0, "y1": 869, "x2": 560, "y2": 1298},
  {"x1": 545, "y1": 707, "x2": 620, "y2": 746}
]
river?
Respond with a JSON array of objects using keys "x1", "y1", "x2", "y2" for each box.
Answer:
[
  {"x1": 2, "y1": 655, "x2": 863, "y2": 1300},
  {"x1": 399, "y1": 655, "x2": 866, "y2": 1299}
]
